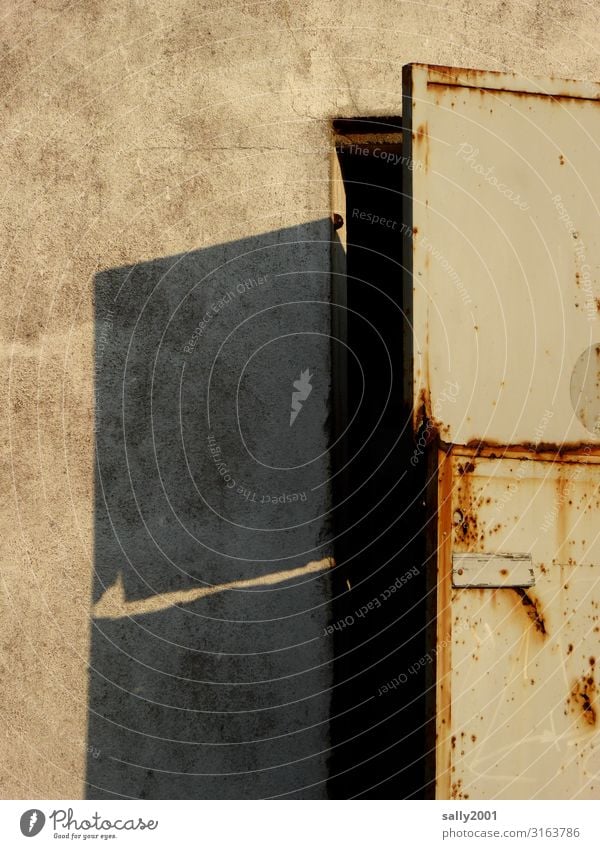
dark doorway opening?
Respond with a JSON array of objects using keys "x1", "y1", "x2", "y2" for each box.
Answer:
[{"x1": 328, "y1": 121, "x2": 434, "y2": 798}]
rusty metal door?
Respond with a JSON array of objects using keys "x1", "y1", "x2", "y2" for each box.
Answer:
[{"x1": 402, "y1": 64, "x2": 600, "y2": 799}]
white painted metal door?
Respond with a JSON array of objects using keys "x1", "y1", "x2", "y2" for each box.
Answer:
[{"x1": 402, "y1": 64, "x2": 600, "y2": 799}]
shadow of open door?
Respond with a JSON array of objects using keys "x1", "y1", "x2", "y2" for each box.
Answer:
[{"x1": 89, "y1": 222, "x2": 336, "y2": 799}]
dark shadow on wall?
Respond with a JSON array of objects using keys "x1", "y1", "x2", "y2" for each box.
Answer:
[
  {"x1": 89, "y1": 215, "x2": 432, "y2": 800},
  {"x1": 89, "y1": 222, "x2": 337, "y2": 799}
]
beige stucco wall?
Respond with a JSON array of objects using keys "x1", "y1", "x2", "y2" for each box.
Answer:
[{"x1": 2, "y1": 0, "x2": 599, "y2": 798}]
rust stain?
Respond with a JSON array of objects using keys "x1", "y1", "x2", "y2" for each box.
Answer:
[
  {"x1": 453, "y1": 465, "x2": 482, "y2": 549},
  {"x1": 414, "y1": 122, "x2": 429, "y2": 171},
  {"x1": 455, "y1": 512, "x2": 478, "y2": 545},
  {"x1": 425, "y1": 64, "x2": 505, "y2": 82},
  {"x1": 559, "y1": 154, "x2": 566, "y2": 165},
  {"x1": 427, "y1": 78, "x2": 600, "y2": 104},
  {"x1": 451, "y1": 777, "x2": 469, "y2": 799},
  {"x1": 415, "y1": 387, "x2": 431, "y2": 433},
  {"x1": 556, "y1": 476, "x2": 568, "y2": 563},
  {"x1": 436, "y1": 450, "x2": 454, "y2": 799},
  {"x1": 448, "y1": 441, "x2": 600, "y2": 463},
  {"x1": 513, "y1": 588, "x2": 547, "y2": 636},
  {"x1": 416, "y1": 389, "x2": 439, "y2": 439},
  {"x1": 569, "y1": 671, "x2": 597, "y2": 726},
  {"x1": 461, "y1": 439, "x2": 598, "y2": 456}
]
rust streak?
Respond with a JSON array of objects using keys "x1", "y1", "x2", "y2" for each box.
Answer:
[
  {"x1": 427, "y1": 80, "x2": 600, "y2": 104},
  {"x1": 569, "y1": 673, "x2": 597, "y2": 726},
  {"x1": 454, "y1": 463, "x2": 479, "y2": 549},
  {"x1": 556, "y1": 475, "x2": 569, "y2": 563},
  {"x1": 414, "y1": 122, "x2": 429, "y2": 171},
  {"x1": 436, "y1": 450, "x2": 454, "y2": 799},
  {"x1": 513, "y1": 588, "x2": 547, "y2": 636},
  {"x1": 446, "y1": 441, "x2": 600, "y2": 464}
]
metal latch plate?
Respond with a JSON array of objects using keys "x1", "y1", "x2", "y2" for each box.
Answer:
[{"x1": 452, "y1": 552, "x2": 534, "y2": 588}]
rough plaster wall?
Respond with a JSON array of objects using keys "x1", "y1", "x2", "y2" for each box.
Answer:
[{"x1": 1, "y1": 0, "x2": 600, "y2": 798}]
